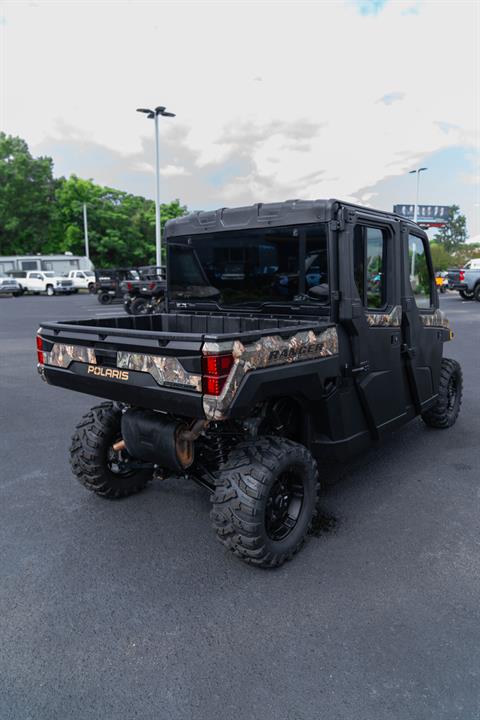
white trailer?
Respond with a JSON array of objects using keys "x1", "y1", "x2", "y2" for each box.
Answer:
[{"x1": 0, "y1": 253, "x2": 94, "y2": 275}]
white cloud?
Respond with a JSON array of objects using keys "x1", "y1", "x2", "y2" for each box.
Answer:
[
  {"x1": 2, "y1": 0, "x2": 478, "y2": 210},
  {"x1": 161, "y1": 165, "x2": 190, "y2": 177}
]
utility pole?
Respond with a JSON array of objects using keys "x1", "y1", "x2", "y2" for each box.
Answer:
[
  {"x1": 136, "y1": 106, "x2": 176, "y2": 267},
  {"x1": 83, "y1": 202, "x2": 89, "y2": 260}
]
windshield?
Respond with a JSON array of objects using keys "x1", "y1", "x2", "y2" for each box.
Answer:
[
  {"x1": 84, "y1": 271, "x2": 94, "y2": 277},
  {"x1": 168, "y1": 224, "x2": 328, "y2": 307}
]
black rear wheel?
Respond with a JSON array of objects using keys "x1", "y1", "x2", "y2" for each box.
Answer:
[
  {"x1": 459, "y1": 290, "x2": 474, "y2": 300},
  {"x1": 211, "y1": 437, "x2": 320, "y2": 568},
  {"x1": 130, "y1": 297, "x2": 149, "y2": 315},
  {"x1": 421, "y1": 358, "x2": 462, "y2": 429},
  {"x1": 70, "y1": 402, "x2": 151, "y2": 498}
]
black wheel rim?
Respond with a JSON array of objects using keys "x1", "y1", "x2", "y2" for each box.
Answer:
[
  {"x1": 106, "y1": 439, "x2": 136, "y2": 477},
  {"x1": 134, "y1": 301, "x2": 148, "y2": 314},
  {"x1": 265, "y1": 467, "x2": 304, "y2": 541},
  {"x1": 447, "y1": 373, "x2": 458, "y2": 413}
]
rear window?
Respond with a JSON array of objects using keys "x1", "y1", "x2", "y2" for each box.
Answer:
[{"x1": 168, "y1": 224, "x2": 329, "y2": 307}]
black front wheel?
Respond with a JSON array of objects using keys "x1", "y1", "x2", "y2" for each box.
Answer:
[
  {"x1": 211, "y1": 437, "x2": 320, "y2": 568},
  {"x1": 422, "y1": 358, "x2": 462, "y2": 429},
  {"x1": 98, "y1": 292, "x2": 112, "y2": 305},
  {"x1": 70, "y1": 402, "x2": 152, "y2": 498}
]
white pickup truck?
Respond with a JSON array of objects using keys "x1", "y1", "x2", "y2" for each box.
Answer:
[
  {"x1": 66, "y1": 270, "x2": 96, "y2": 292},
  {"x1": 10, "y1": 271, "x2": 75, "y2": 296}
]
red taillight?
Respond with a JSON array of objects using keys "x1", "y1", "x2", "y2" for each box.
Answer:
[
  {"x1": 459, "y1": 270, "x2": 465, "y2": 282},
  {"x1": 36, "y1": 335, "x2": 44, "y2": 365},
  {"x1": 127, "y1": 282, "x2": 133, "y2": 291},
  {"x1": 202, "y1": 353, "x2": 234, "y2": 396},
  {"x1": 149, "y1": 281, "x2": 156, "y2": 290}
]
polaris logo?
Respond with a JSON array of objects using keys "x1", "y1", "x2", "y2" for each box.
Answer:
[{"x1": 87, "y1": 365, "x2": 129, "y2": 380}]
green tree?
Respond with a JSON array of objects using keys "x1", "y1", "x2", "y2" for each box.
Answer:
[
  {"x1": 0, "y1": 133, "x2": 57, "y2": 255},
  {"x1": 451, "y1": 243, "x2": 480, "y2": 268},
  {"x1": 429, "y1": 242, "x2": 454, "y2": 271},
  {"x1": 0, "y1": 133, "x2": 189, "y2": 266},
  {"x1": 51, "y1": 175, "x2": 187, "y2": 267},
  {"x1": 433, "y1": 205, "x2": 468, "y2": 251}
]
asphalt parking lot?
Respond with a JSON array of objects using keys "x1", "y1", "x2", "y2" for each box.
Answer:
[{"x1": 0, "y1": 292, "x2": 479, "y2": 720}]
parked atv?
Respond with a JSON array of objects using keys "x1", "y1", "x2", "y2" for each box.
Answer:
[
  {"x1": 121, "y1": 265, "x2": 166, "y2": 315},
  {"x1": 37, "y1": 199, "x2": 462, "y2": 568},
  {"x1": 94, "y1": 268, "x2": 139, "y2": 305}
]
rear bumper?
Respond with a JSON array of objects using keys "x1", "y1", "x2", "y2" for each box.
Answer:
[
  {"x1": 42, "y1": 363, "x2": 205, "y2": 418},
  {"x1": 450, "y1": 283, "x2": 468, "y2": 292}
]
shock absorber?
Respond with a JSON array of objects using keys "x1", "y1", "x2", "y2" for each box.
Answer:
[{"x1": 200, "y1": 422, "x2": 241, "y2": 471}]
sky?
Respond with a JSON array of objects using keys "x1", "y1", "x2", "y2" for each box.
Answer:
[{"x1": 1, "y1": 0, "x2": 479, "y2": 237}]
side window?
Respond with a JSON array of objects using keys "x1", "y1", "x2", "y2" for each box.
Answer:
[
  {"x1": 354, "y1": 226, "x2": 387, "y2": 309},
  {"x1": 408, "y1": 234, "x2": 433, "y2": 308},
  {"x1": 305, "y1": 224, "x2": 329, "y2": 303}
]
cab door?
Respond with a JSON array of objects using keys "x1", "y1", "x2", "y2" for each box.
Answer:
[
  {"x1": 337, "y1": 210, "x2": 408, "y2": 438},
  {"x1": 400, "y1": 226, "x2": 443, "y2": 411},
  {"x1": 28, "y1": 273, "x2": 43, "y2": 292}
]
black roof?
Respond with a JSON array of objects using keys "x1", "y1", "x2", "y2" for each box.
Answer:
[{"x1": 164, "y1": 198, "x2": 420, "y2": 238}]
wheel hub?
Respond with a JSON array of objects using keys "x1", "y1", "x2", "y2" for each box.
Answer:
[{"x1": 265, "y1": 470, "x2": 305, "y2": 541}]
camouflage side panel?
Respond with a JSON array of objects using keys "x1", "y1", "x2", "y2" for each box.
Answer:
[
  {"x1": 203, "y1": 326, "x2": 339, "y2": 421},
  {"x1": 43, "y1": 343, "x2": 97, "y2": 368},
  {"x1": 117, "y1": 352, "x2": 202, "y2": 391},
  {"x1": 419, "y1": 309, "x2": 450, "y2": 329},
  {"x1": 365, "y1": 305, "x2": 402, "y2": 327}
]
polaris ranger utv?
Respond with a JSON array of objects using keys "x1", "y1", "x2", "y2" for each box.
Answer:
[{"x1": 37, "y1": 200, "x2": 462, "y2": 568}]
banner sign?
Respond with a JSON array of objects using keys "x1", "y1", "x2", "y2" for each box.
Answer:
[{"x1": 393, "y1": 205, "x2": 451, "y2": 228}]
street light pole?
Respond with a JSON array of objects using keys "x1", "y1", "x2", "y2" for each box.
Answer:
[
  {"x1": 136, "y1": 105, "x2": 176, "y2": 267},
  {"x1": 408, "y1": 167, "x2": 428, "y2": 278},
  {"x1": 409, "y1": 167, "x2": 428, "y2": 223},
  {"x1": 154, "y1": 113, "x2": 161, "y2": 268},
  {"x1": 83, "y1": 202, "x2": 89, "y2": 260}
]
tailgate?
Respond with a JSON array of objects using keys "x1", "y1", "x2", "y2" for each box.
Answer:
[
  {"x1": 447, "y1": 269, "x2": 461, "y2": 284},
  {"x1": 37, "y1": 322, "x2": 205, "y2": 417}
]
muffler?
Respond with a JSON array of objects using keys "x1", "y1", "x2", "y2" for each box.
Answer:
[{"x1": 120, "y1": 409, "x2": 205, "y2": 473}]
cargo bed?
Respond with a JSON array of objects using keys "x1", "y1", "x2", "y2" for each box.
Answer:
[
  {"x1": 38, "y1": 312, "x2": 335, "y2": 418},
  {"x1": 40, "y1": 311, "x2": 326, "y2": 341}
]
